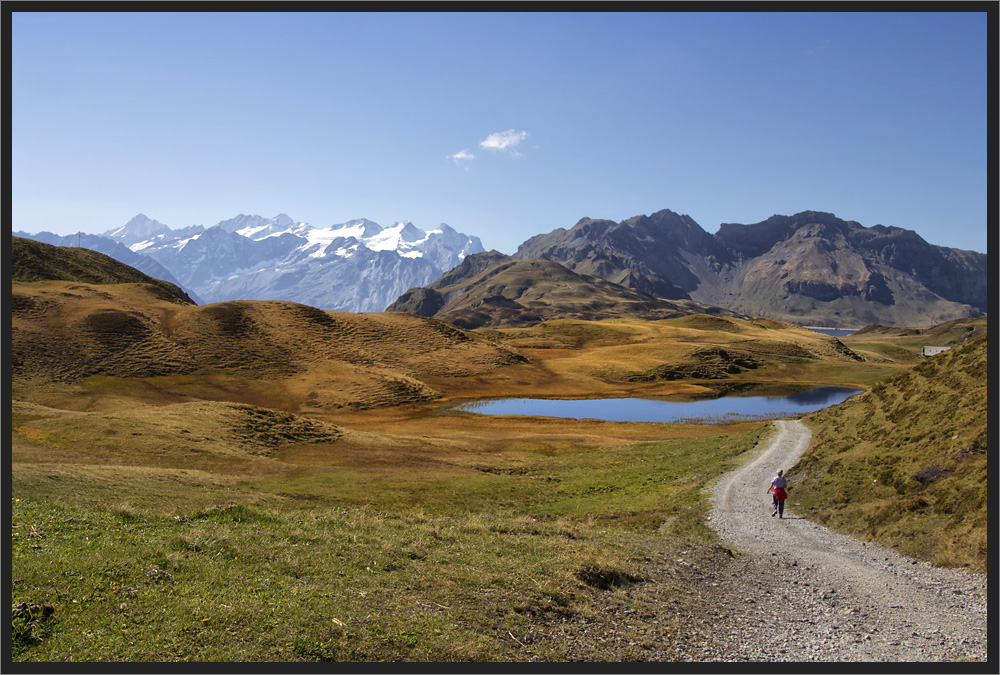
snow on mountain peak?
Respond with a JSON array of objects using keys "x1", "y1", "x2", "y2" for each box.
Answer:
[
  {"x1": 68, "y1": 211, "x2": 486, "y2": 311},
  {"x1": 364, "y1": 221, "x2": 428, "y2": 253},
  {"x1": 331, "y1": 218, "x2": 383, "y2": 239},
  {"x1": 398, "y1": 221, "x2": 425, "y2": 243},
  {"x1": 104, "y1": 214, "x2": 171, "y2": 245}
]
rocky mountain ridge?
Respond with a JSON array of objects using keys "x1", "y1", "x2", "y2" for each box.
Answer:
[{"x1": 512, "y1": 209, "x2": 986, "y2": 327}]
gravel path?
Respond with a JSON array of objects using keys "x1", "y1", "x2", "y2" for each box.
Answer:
[{"x1": 705, "y1": 419, "x2": 989, "y2": 662}]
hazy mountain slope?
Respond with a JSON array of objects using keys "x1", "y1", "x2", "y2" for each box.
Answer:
[
  {"x1": 387, "y1": 255, "x2": 744, "y2": 328},
  {"x1": 717, "y1": 221, "x2": 978, "y2": 327},
  {"x1": 515, "y1": 208, "x2": 735, "y2": 300},
  {"x1": 127, "y1": 214, "x2": 484, "y2": 312},
  {"x1": 103, "y1": 213, "x2": 176, "y2": 246},
  {"x1": 790, "y1": 335, "x2": 988, "y2": 570},
  {"x1": 196, "y1": 246, "x2": 443, "y2": 313},
  {"x1": 514, "y1": 209, "x2": 986, "y2": 327}
]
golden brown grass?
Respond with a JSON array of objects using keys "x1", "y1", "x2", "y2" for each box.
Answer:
[
  {"x1": 481, "y1": 316, "x2": 891, "y2": 398},
  {"x1": 12, "y1": 280, "x2": 526, "y2": 412},
  {"x1": 14, "y1": 277, "x2": 902, "y2": 419},
  {"x1": 14, "y1": 271, "x2": 983, "y2": 661},
  {"x1": 791, "y1": 336, "x2": 988, "y2": 571}
]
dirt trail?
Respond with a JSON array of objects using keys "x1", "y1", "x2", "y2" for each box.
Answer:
[{"x1": 705, "y1": 419, "x2": 988, "y2": 662}]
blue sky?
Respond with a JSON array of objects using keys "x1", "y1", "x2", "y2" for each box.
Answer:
[{"x1": 11, "y1": 10, "x2": 990, "y2": 254}]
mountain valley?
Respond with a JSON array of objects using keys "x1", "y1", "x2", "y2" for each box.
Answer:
[{"x1": 9, "y1": 236, "x2": 989, "y2": 663}]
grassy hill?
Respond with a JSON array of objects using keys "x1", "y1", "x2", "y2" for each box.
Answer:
[
  {"x1": 388, "y1": 257, "x2": 741, "y2": 329},
  {"x1": 12, "y1": 278, "x2": 528, "y2": 411},
  {"x1": 848, "y1": 316, "x2": 987, "y2": 352},
  {"x1": 478, "y1": 314, "x2": 879, "y2": 402},
  {"x1": 11, "y1": 236, "x2": 194, "y2": 303},
  {"x1": 790, "y1": 335, "x2": 987, "y2": 571}
]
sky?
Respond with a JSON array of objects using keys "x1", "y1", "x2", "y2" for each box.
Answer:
[{"x1": 10, "y1": 10, "x2": 992, "y2": 255}]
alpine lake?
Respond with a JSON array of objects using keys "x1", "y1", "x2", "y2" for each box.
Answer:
[{"x1": 452, "y1": 386, "x2": 862, "y2": 424}]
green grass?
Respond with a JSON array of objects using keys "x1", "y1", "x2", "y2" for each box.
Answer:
[
  {"x1": 255, "y1": 431, "x2": 760, "y2": 536},
  {"x1": 11, "y1": 426, "x2": 765, "y2": 662}
]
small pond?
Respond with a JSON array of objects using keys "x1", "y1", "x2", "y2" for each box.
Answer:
[
  {"x1": 453, "y1": 387, "x2": 862, "y2": 424},
  {"x1": 807, "y1": 327, "x2": 858, "y2": 337}
]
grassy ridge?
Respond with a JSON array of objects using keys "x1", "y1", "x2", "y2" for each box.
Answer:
[
  {"x1": 790, "y1": 336, "x2": 987, "y2": 571},
  {"x1": 11, "y1": 237, "x2": 193, "y2": 303}
]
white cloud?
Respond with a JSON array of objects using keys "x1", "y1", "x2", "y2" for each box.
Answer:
[
  {"x1": 479, "y1": 129, "x2": 529, "y2": 155},
  {"x1": 449, "y1": 148, "x2": 476, "y2": 163}
]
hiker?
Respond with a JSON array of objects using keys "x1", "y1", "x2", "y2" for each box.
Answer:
[{"x1": 768, "y1": 469, "x2": 788, "y2": 518}]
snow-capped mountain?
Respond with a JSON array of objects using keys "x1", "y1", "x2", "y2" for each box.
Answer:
[
  {"x1": 103, "y1": 214, "x2": 173, "y2": 247},
  {"x1": 15, "y1": 214, "x2": 484, "y2": 312}
]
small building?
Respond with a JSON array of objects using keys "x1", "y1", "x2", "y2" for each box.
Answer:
[{"x1": 922, "y1": 345, "x2": 951, "y2": 357}]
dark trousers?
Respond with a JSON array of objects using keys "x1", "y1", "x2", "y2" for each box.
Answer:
[{"x1": 773, "y1": 495, "x2": 785, "y2": 517}]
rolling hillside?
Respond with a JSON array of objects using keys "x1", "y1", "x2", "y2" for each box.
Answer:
[
  {"x1": 387, "y1": 254, "x2": 742, "y2": 328},
  {"x1": 790, "y1": 336, "x2": 988, "y2": 570},
  {"x1": 12, "y1": 236, "x2": 194, "y2": 304},
  {"x1": 11, "y1": 239, "x2": 527, "y2": 412},
  {"x1": 848, "y1": 316, "x2": 987, "y2": 346}
]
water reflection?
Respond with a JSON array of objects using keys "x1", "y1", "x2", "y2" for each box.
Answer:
[
  {"x1": 454, "y1": 387, "x2": 861, "y2": 423},
  {"x1": 807, "y1": 328, "x2": 857, "y2": 337}
]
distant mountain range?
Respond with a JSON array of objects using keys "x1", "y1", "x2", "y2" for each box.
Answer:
[
  {"x1": 15, "y1": 208, "x2": 986, "y2": 327},
  {"x1": 509, "y1": 209, "x2": 986, "y2": 327},
  {"x1": 395, "y1": 209, "x2": 983, "y2": 328},
  {"x1": 16, "y1": 214, "x2": 484, "y2": 312}
]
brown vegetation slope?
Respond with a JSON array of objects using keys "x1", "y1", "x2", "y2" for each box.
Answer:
[
  {"x1": 474, "y1": 314, "x2": 872, "y2": 403},
  {"x1": 11, "y1": 241, "x2": 527, "y2": 413},
  {"x1": 791, "y1": 336, "x2": 988, "y2": 570},
  {"x1": 849, "y1": 316, "x2": 987, "y2": 345},
  {"x1": 12, "y1": 236, "x2": 194, "y2": 303}
]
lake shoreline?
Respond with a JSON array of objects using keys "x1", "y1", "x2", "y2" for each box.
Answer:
[{"x1": 450, "y1": 387, "x2": 863, "y2": 424}]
